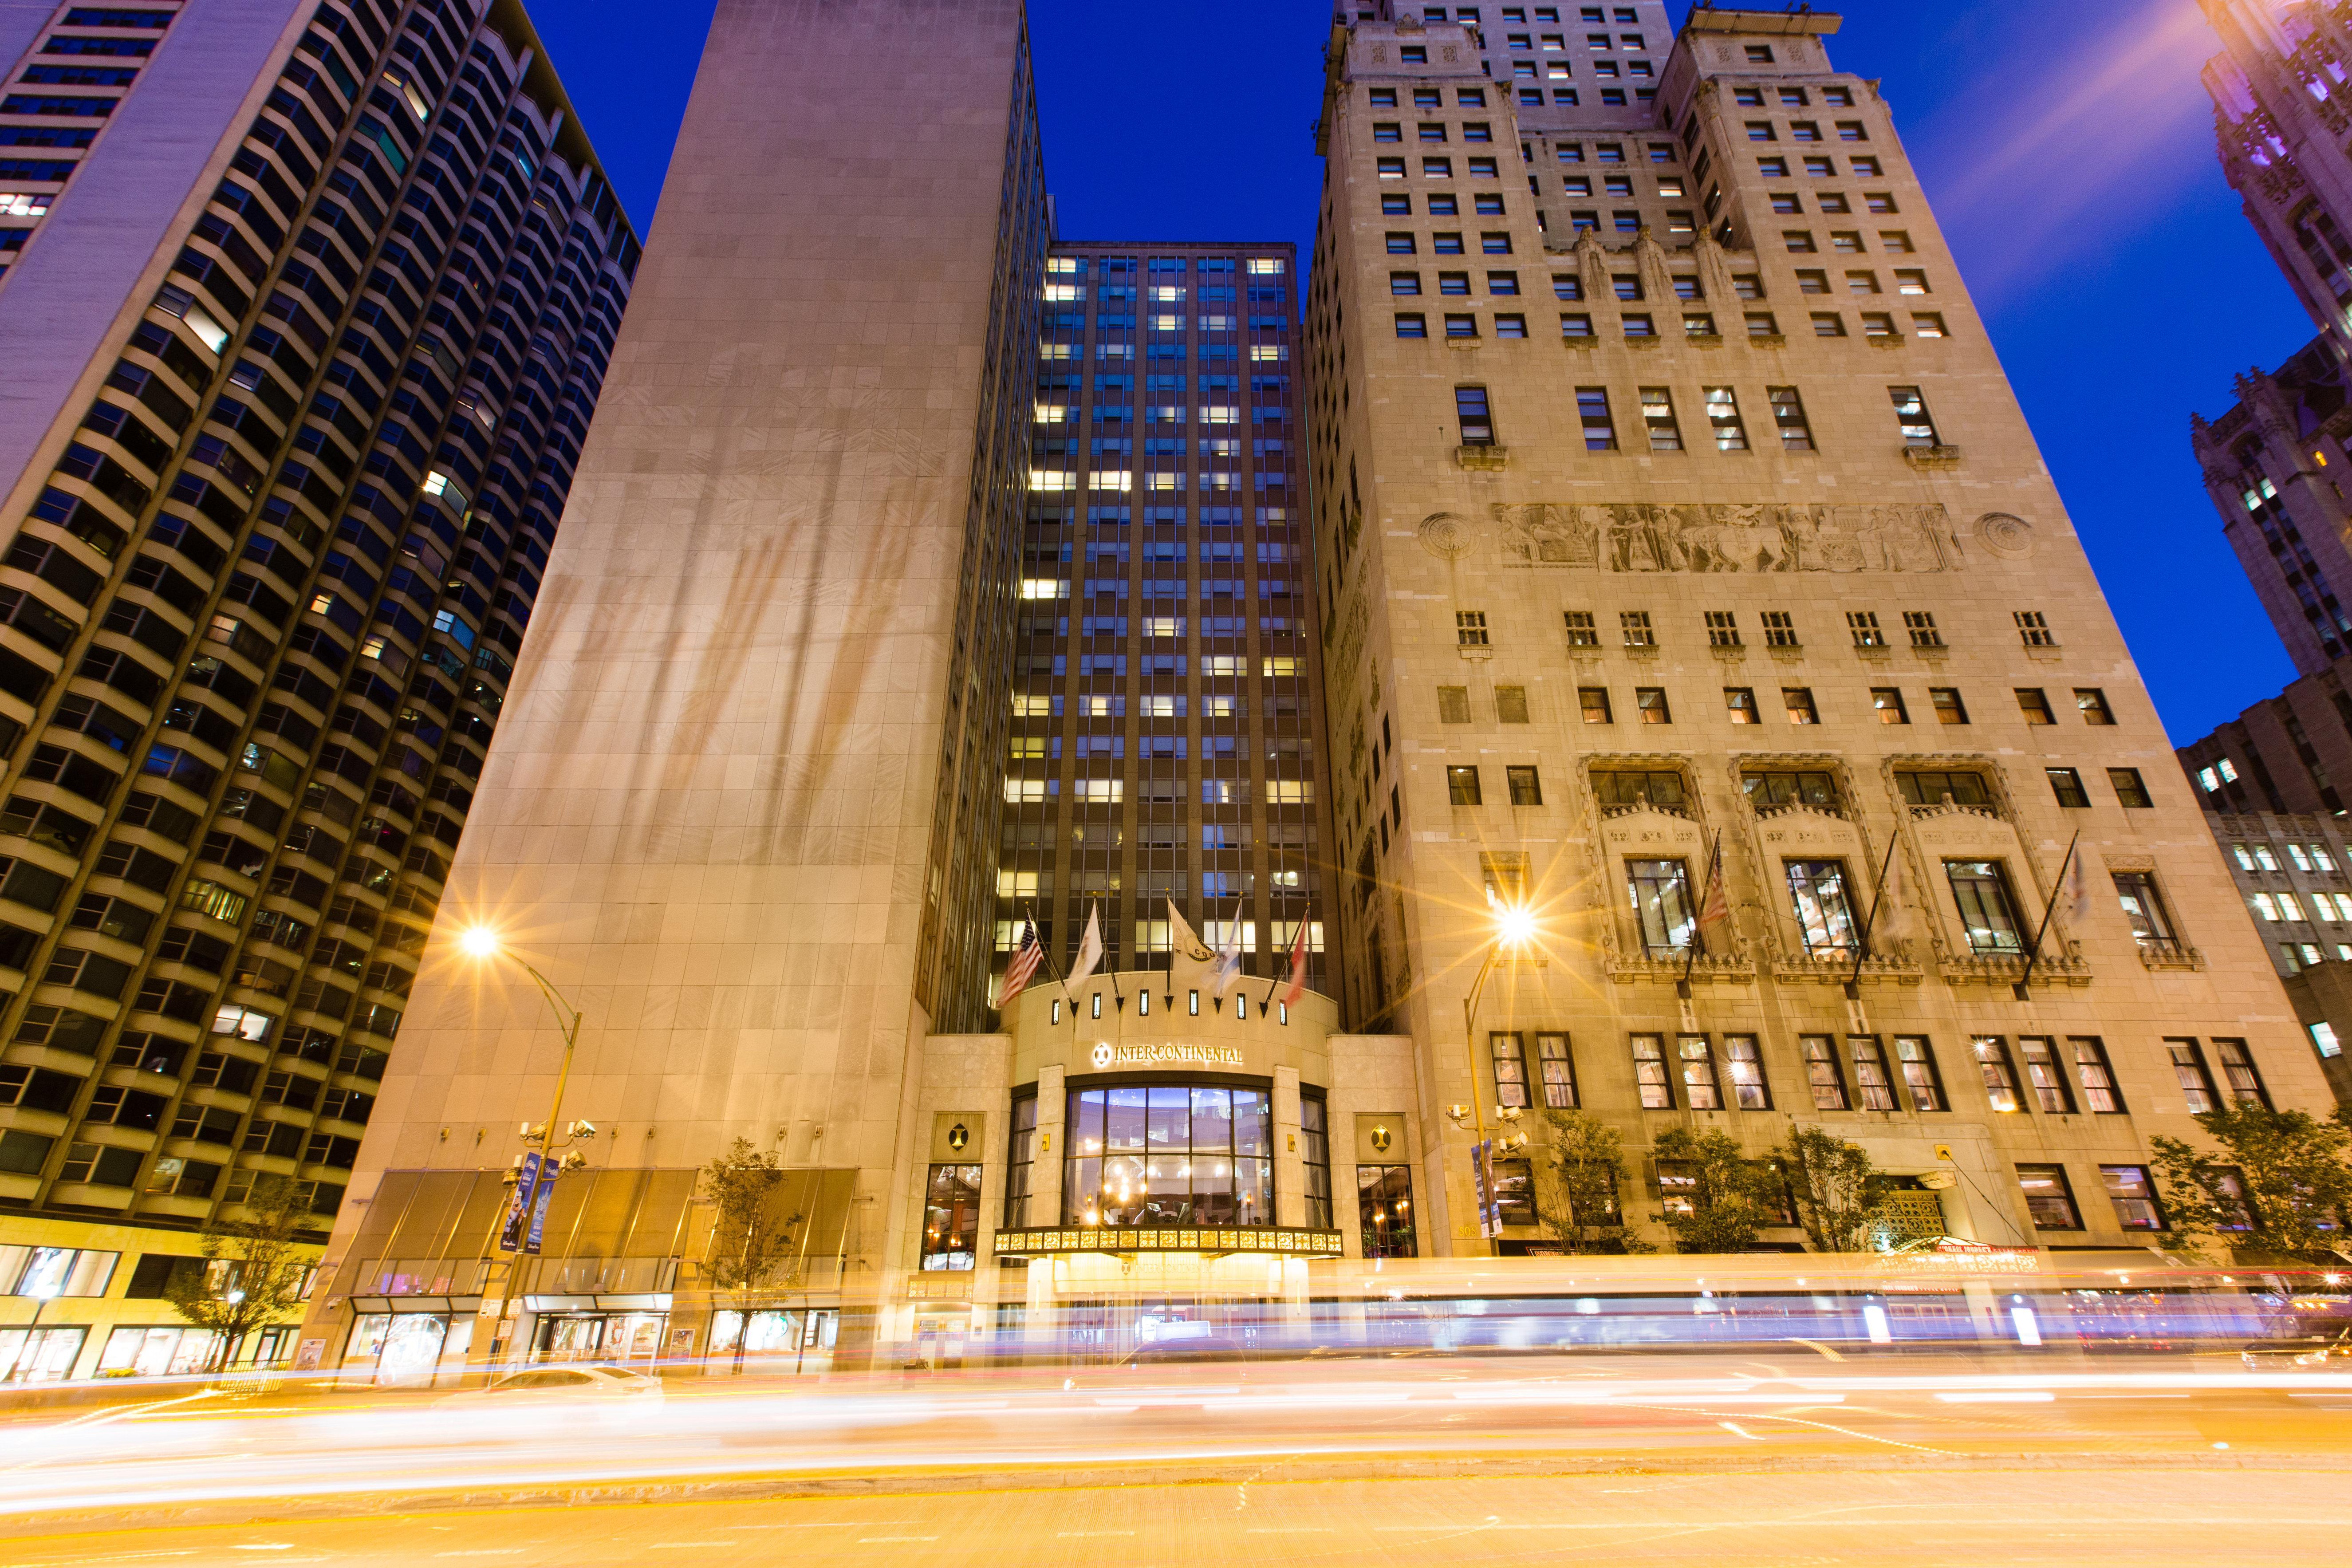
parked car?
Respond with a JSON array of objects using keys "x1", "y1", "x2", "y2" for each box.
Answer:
[
  {"x1": 439, "y1": 1364, "x2": 666, "y2": 1406},
  {"x1": 2240, "y1": 1327, "x2": 2352, "y2": 1370}
]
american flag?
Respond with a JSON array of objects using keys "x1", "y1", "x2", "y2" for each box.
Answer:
[
  {"x1": 999, "y1": 919, "x2": 1044, "y2": 1007},
  {"x1": 1695, "y1": 843, "x2": 1730, "y2": 933}
]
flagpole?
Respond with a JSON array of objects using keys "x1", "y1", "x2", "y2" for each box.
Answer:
[
  {"x1": 1026, "y1": 902, "x2": 1071, "y2": 1004},
  {"x1": 2013, "y1": 829, "x2": 2080, "y2": 1003},
  {"x1": 1679, "y1": 831, "x2": 1722, "y2": 1001},
  {"x1": 1846, "y1": 837, "x2": 1901, "y2": 1001}
]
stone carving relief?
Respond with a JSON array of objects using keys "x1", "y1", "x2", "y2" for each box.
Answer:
[
  {"x1": 1418, "y1": 510, "x2": 1473, "y2": 559},
  {"x1": 1493, "y1": 502, "x2": 1961, "y2": 574},
  {"x1": 1972, "y1": 512, "x2": 2036, "y2": 559}
]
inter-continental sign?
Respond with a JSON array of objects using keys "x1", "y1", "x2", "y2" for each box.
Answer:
[
  {"x1": 1087, "y1": 1041, "x2": 1246, "y2": 1071},
  {"x1": 993, "y1": 1225, "x2": 1346, "y2": 1258}
]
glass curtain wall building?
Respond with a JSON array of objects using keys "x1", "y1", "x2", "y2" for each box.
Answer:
[
  {"x1": 0, "y1": 0, "x2": 634, "y2": 1379},
  {"x1": 1010, "y1": 240, "x2": 1336, "y2": 1001}
]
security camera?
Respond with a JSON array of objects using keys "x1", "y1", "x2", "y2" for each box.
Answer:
[{"x1": 569, "y1": 1120, "x2": 598, "y2": 1139}]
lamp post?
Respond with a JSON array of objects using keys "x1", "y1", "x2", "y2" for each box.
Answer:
[
  {"x1": 460, "y1": 927, "x2": 595, "y2": 1372},
  {"x1": 1449, "y1": 905, "x2": 1537, "y2": 1257},
  {"x1": 8, "y1": 1275, "x2": 62, "y2": 1384}
]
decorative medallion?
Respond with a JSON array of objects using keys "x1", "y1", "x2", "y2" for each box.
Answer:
[
  {"x1": 1371, "y1": 1123, "x2": 1393, "y2": 1154},
  {"x1": 1974, "y1": 512, "x2": 2036, "y2": 559},
  {"x1": 946, "y1": 1123, "x2": 969, "y2": 1153},
  {"x1": 1418, "y1": 511, "x2": 1473, "y2": 560}
]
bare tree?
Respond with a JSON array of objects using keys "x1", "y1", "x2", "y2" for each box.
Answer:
[
  {"x1": 1773, "y1": 1123, "x2": 1895, "y2": 1255},
  {"x1": 164, "y1": 1175, "x2": 316, "y2": 1374},
  {"x1": 1535, "y1": 1110, "x2": 1654, "y2": 1254},
  {"x1": 703, "y1": 1138, "x2": 803, "y2": 1371}
]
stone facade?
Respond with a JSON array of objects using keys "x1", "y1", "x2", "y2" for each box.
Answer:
[{"x1": 1308, "y1": 8, "x2": 2332, "y2": 1258}]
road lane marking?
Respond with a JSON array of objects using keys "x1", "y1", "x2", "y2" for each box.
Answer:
[
  {"x1": 1785, "y1": 1338, "x2": 1846, "y2": 1361},
  {"x1": 1718, "y1": 1422, "x2": 1763, "y2": 1440},
  {"x1": 647, "y1": 1545, "x2": 738, "y2": 1551},
  {"x1": 1058, "y1": 1532, "x2": 1136, "y2": 1537},
  {"x1": 435, "y1": 1553, "x2": 528, "y2": 1559},
  {"x1": 859, "y1": 1538, "x2": 939, "y2": 1544},
  {"x1": 1934, "y1": 1391, "x2": 2055, "y2": 1404}
]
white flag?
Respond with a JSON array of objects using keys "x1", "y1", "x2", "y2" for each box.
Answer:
[
  {"x1": 1065, "y1": 903, "x2": 1104, "y2": 993},
  {"x1": 1211, "y1": 920, "x2": 1244, "y2": 996},
  {"x1": 1166, "y1": 899, "x2": 1214, "y2": 962},
  {"x1": 2066, "y1": 839, "x2": 2092, "y2": 924}
]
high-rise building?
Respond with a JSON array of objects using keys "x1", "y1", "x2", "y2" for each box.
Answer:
[
  {"x1": 1013, "y1": 239, "x2": 1331, "y2": 1000},
  {"x1": 2200, "y1": 0, "x2": 2352, "y2": 355},
  {"x1": 1310, "y1": 4, "x2": 2332, "y2": 1257},
  {"x1": 0, "y1": 0, "x2": 635, "y2": 1381}
]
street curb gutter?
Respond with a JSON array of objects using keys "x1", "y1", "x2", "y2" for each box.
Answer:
[{"x1": 7, "y1": 1450, "x2": 2352, "y2": 1536}]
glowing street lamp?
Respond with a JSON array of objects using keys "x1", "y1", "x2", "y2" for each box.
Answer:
[{"x1": 459, "y1": 926, "x2": 595, "y2": 1369}]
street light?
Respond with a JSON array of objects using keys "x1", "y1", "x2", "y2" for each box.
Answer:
[
  {"x1": 1453, "y1": 904, "x2": 1536, "y2": 1257},
  {"x1": 6, "y1": 1268, "x2": 64, "y2": 1385},
  {"x1": 460, "y1": 926, "x2": 595, "y2": 1370}
]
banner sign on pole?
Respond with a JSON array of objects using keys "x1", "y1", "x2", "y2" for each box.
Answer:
[
  {"x1": 1471, "y1": 1139, "x2": 1500, "y2": 1240},
  {"x1": 500, "y1": 1151, "x2": 542, "y2": 1253}
]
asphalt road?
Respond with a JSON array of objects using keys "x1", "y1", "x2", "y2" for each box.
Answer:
[
  {"x1": 1, "y1": 1354, "x2": 2349, "y2": 1563},
  {"x1": 8, "y1": 1469, "x2": 2352, "y2": 1568}
]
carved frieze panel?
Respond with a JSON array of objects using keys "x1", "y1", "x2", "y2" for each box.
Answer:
[{"x1": 1491, "y1": 502, "x2": 1966, "y2": 574}]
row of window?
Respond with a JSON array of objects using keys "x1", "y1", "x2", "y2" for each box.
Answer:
[
  {"x1": 2230, "y1": 839, "x2": 2342, "y2": 875},
  {"x1": 1403, "y1": 308, "x2": 1949, "y2": 343},
  {"x1": 1489, "y1": 1029, "x2": 2266, "y2": 1120},
  {"x1": 1437, "y1": 753, "x2": 2152, "y2": 812},
  {"x1": 1437, "y1": 678, "x2": 2112, "y2": 725},
  {"x1": 1446, "y1": 383, "x2": 1951, "y2": 455}
]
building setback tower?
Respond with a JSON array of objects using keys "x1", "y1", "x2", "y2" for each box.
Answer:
[
  {"x1": 304, "y1": 0, "x2": 1049, "y2": 1371},
  {"x1": 1310, "y1": 5, "x2": 2331, "y2": 1256},
  {"x1": 1011, "y1": 240, "x2": 1333, "y2": 1001},
  {"x1": 0, "y1": 0, "x2": 635, "y2": 1379}
]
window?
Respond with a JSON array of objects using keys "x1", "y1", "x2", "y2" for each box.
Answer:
[
  {"x1": 1628, "y1": 860, "x2": 1694, "y2": 953},
  {"x1": 1580, "y1": 686, "x2": 1613, "y2": 723},
  {"x1": 2017, "y1": 1165, "x2": 2081, "y2": 1230},
  {"x1": 1898, "y1": 769, "x2": 1989, "y2": 807},
  {"x1": 1862, "y1": 312, "x2": 1899, "y2": 339},
  {"x1": 1492, "y1": 1032, "x2": 1530, "y2": 1110},
  {"x1": 1564, "y1": 611, "x2": 1599, "y2": 647},
  {"x1": 1762, "y1": 611, "x2": 1798, "y2": 647},
  {"x1": 1391, "y1": 271, "x2": 1422, "y2": 295},
  {"x1": 1507, "y1": 765, "x2": 1542, "y2": 806},
  {"x1": 1596, "y1": 770, "x2": 1688, "y2": 811},
  {"x1": 1930, "y1": 688, "x2": 1968, "y2": 725},
  {"x1": 1456, "y1": 385, "x2": 1494, "y2": 445},
  {"x1": 1375, "y1": 122, "x2": 1403, "y2": 142},
  {"x1": 1784, "y1": 686, "x2": 1819, "y2": 724},
  {"x1": 2016, "y1": 610, "x2": 2056, "y2": 647},
  {"x1": 2314, "y1": 1022, "x2": 2343, "y2": 1058},
  {"x1": 1900, "y1": 611, "x2": 1944, "y2": 649},
  {"x1": 1811, "y1": 311, "x2": 1848, "y2": 337},
  {"x1": 1631, "y1": 1033, "x2": 1673, "y2": 1108},
  {"x1": 921, "y1": 1164, "x2": 983, "y2": 1270},
  {"x1": 1945, "y1": 860, "x2": 2024, "y2": 953},
  {"x1": 1890, "y1": 386, "x2": 1939, "y2": 447},
  {"x1": 1622, "y1": 312, "x2": 1655, "y2": 338},
  {"x1": 2047, "y1": 768, "x2": 2090, "y2": 809},
  {"x1": 1636, "y1": 687, "x2": 1671, "y2": 724},
  {"x1": 1439, "y1": 271, "x2": 1473, "y2": 296},
  {"x1": 1495, "y1": 312, "x2": 1528, "y2": 338},
  {"x1": 1678, "y1": 1036, "x2": 1721, "y2": 1109},
  {"x1": 1447, "y1": 765, "x2": 1483, "y2": 806},
  {"x1": 1382, "y1": 193, "x2": 1411, "y2": 215},
  {"x1": 2070, "y1": 1037, "x2": 2123, "y2": 1113},
  {"x1": 1913, "y1": 312, "x2": 1950, "y2": 338},
  {"x1": 2214, "y1": 1038, "x2": 2270, "y2": 1107},
  {"x1": 1446, "y1": 313, "x2": 1479, "y2": 338},
  {"x1": 1706, "y1": 611, "x2": 1741, "y2": 648},
  {"x1": 2167, "y1": 1039, "x2": 2218, "y2": 1114},
  {"x1": 1704, "y1": 387, "x2": 1748, "y2": 450},
  {"x1": 2091, "y1": 1166, "x2": 2167, "y2": 1232},
  {"x1": 1621, "y1": 609, "x2": 1654, "y2": 647},
  {"x1": 1487, "y1": 270, "x2": 1520, "y2": 295},
  {"x1": 1438, "y1": 686, "x2": 1472, "y2": 724},
  {"x1": 1496, "y1": 685, "x2": 1530, "y2": 723},
  {"x1": 1849, "y1": 1036, "x2": 1897, "y2": 1111},
  {"x1": 1360, "y1": 1164, "x2": 1416, "y2": 1259},
  {"x1": 1872, "y1": 688, "x2": 1909, "y2": 724},
  {"x1": 1747, "y1": 311, "x2": 1781, "y2": 337},
  {"x1": 2074, "y1": 688, "x2": 2115, "y2": 725},
  {"x1": 1578, "y1": 386, "x2": 1617, "y2": 449},
  {"x1": 1895, "y1": 268, "x2": 1930, "y2": 295},
  {"x1": 1724, "y1": 686, "x2": 1761, "y2": 726},
  {"x1": 1787, "y1": 861, "x2": 1858, "y2": 954},
  {"x1": 1782, "y1": 226, "x2": 1814, "y2": 249},
  {"x1": 1796, "y1": 268, "x2": 1830, "y2": 293},
  {"x1": 2108, "y1": 768, "x2": 2151, "y2": 809},
  {"x1": 1802, "y1": 1036, "x2": 1848, "y2": 1110},
  {"x1": 1560, "y1": 311, "x2": 1594, "y2": 337},
  {"x1": 1895, "y1": 1037, "x2": 1946, "y2": 1111},
  {"x1": 1481, "y1": 232, "x2": 1512, "y2": 254},
  {"x1": 1395, "y1": 312, "x2": 1427, "y2": 338},
  {"x1": 1769, "y1": 387, "x2": 1813, "y2": 449},
  {"x1": 2019, "y1": 1036, "x2": 2073, "y2": 1113},
  {"x1": 1536, "y1": 1033, "x2": 1576, "y2": 1108},
  {"x1": 1456, "y1": 610, "x2": 1490, "y2": 647},
  {"x1": 1973, "y1": 1037, "x2": 2024, "y2": 1113},
  {"x1": 1640, "y1": 387, "x2": 1682, "y2": 451},
  {"x1": 1481, "y1": 852, "x2": 1530, "y2": 905},
  {"x1": 1387, "y1": 232, "x2": 1415, "y2": 253},
  {"x1": 2016, "y1": 688, "x2": 2055, "y2": 724}
]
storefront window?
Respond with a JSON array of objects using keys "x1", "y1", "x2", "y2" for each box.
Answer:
[
  {"x1": 1300, "y1": 1096, "x2": 1332, "y2": 1229},
  {"x1": 0, "y1": 1326, "x2": 87, "y2": 1383},
  {"x1": 1359, "y1": 1165, "x2": 1416, "y2": 1257},
  {"x1": 1064, "y1": 1084, "x2": 1274, "y2": 1225},
  {"x1": 1005, "y1": 1093, "x2": 1037, "y2": 1228},
  {"x1": 922, "y1": 1163, "x2": 982, "y2": 1270}
]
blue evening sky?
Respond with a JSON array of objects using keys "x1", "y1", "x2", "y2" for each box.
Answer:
[{"x1": 528, "y1": 0, "x2": 2311, "y2": 745}]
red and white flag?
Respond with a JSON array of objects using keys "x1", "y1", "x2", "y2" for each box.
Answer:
[
  {"x1": 999, "y1": 918, "x2": 1043, "y2": 1008},
  {"x1": 1280, "y1": 920, "x2": 1312, "y2": 1006},
  {"x1": 1695, "y1": 850, "x2": 1730, "y2": 933}
]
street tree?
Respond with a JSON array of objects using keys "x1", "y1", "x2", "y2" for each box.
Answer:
[
  {"x1": 2148, "y1": 1103, "x2": 2352, "y2": 1264},
  {"x1": 1651, "y1": 1127, "x2": 1780, "y2": 1254},
  {"x1": 164, "y1": 1174, "x2": 317, "y2": 1373},
  {"x1": 1772, "y1": 1123, "x2": 1896, "y2": 1254},
  {"x1": 703, "y1": 1137, "x2": 804, "y2": 1369},
  {"x1": 1535, "y1": 1110, "x2": 1655, "y2": 1254}
]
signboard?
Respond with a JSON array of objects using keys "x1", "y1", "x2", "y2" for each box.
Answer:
[
  {"x1": 498, "y1": 1152, "x2": 559, "y2": 1255},
  {"x1": 1472, "y1": 1139, "x2": 1500, "y2": 1241},
  {"x1": 1088, "y1": 1041, "x2": 1247, "y2": 1071},
  {"x1": 990, "y1": 1225, "x2": 1346, "y2": 1258}
]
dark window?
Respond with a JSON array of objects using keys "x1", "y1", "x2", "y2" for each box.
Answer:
[{"x1": 1455, "y1": 385, "x2": 1494, "y2": 445}]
